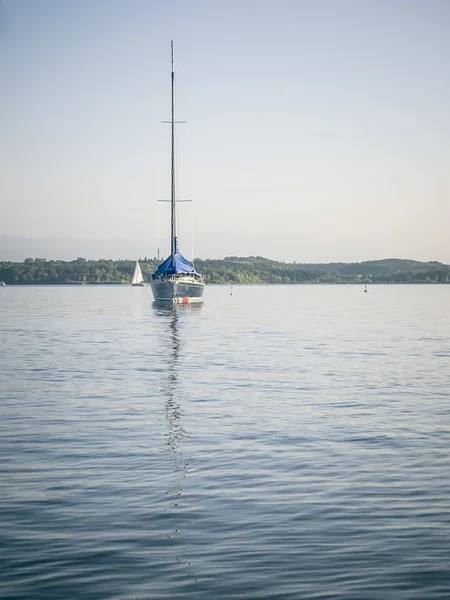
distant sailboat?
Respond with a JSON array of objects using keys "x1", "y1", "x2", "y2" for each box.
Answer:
[
  {"x1": 131, "y1": 261, "x2": 145, "y2": 286},
  {"x1": 151, "y1": 41, "x2": 205, "y2": 304}
]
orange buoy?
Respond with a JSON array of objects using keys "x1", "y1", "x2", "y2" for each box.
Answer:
[{"x1": 182, "y1": 296, "x2": 191, "y2": 304}]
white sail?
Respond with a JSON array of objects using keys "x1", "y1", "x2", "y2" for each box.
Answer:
[{"x1": 132, "y1": 261, "x2": 144, "y2": 285}]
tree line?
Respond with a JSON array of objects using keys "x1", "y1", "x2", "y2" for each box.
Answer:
[{"x1": 0, "y1": 256, "x2": 449, "y2": 285}]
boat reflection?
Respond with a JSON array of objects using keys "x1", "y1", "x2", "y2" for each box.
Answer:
[
  {"x1": 163, "y1": 309, "x2": 191, "y2": 475},
  {"x1": 152, "y1": 299, "x2": 204, "y2": 313},
  {"x1": 154, "y1": 304, "x2": 199, "y2": 581}
]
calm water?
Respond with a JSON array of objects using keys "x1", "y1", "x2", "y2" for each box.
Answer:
[{"x1": 1, "y1": 284, "x2": 450, "y2": 599}]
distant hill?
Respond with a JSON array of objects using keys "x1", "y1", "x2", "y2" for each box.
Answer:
[
  {"x1": 193, "y1": 257, "x2": 450, "y2": 284},
  {"x1": 1, "y1": 256, "x2": 449, "y2": 285},
  {"x1": 215, "y1": 257, "x2": 446, "y2": 276}
]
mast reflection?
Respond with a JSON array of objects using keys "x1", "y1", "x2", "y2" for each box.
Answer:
[
  {"x1": 154, "y1": 304, "x2": 200, "y2": 581},
  {"x1": 163, "y1": 308, "x2": 191, "y2": 479}
]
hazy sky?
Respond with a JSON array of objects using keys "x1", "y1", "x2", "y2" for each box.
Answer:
[{"x1": 1, "y1": 0, "x2": 449, "y2": 262}]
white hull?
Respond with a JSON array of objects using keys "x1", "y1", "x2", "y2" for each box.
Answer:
[{"x1": 151, "y1": 277, "x2": 204, "y2": 303}]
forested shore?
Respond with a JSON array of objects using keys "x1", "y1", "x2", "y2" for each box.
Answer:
[{"x1": 1, "y1": 256, "x2": 449, "y2": 285}]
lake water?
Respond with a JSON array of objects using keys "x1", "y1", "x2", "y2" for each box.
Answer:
[{"x1": 1, "y1": 284, "x2": 450, "y2": 599}]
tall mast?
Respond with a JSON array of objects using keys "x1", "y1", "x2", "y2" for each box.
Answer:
[{"x1": 170, "y1": 40, "x2": 177, "y2": 263}]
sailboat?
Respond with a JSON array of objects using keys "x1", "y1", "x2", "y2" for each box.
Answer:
[
  {"x1": 131, "y1": 261, "x2": 145, "y2": 286},
  {"x1": 151, "y1": 41, "x2": 205, "y2": 304}
]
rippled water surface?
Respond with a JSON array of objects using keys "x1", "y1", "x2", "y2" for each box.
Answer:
[{"x1": 1, "y1": 284, "x2": 450, "y2": 599}]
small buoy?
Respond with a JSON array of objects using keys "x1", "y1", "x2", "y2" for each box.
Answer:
[
  {"x1": 364, "y1": 285, "x2": 368, "y2": 293},
  {"x1": 182, "y1": 296, "x2": 191, "y2": 304}
]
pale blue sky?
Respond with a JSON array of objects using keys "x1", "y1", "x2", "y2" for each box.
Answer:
[{"x1": 1, "y1": 0, "x2": 449, "y2": 262}]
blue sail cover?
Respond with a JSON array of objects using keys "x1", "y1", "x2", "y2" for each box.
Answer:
[{"x1": 152, "y1": 251, "x2": 200, "y2": 277}]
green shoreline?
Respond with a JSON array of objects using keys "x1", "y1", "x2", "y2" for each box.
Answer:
[{"x1": 1, "y1": 257, "x2": 449, "y2": 285}]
